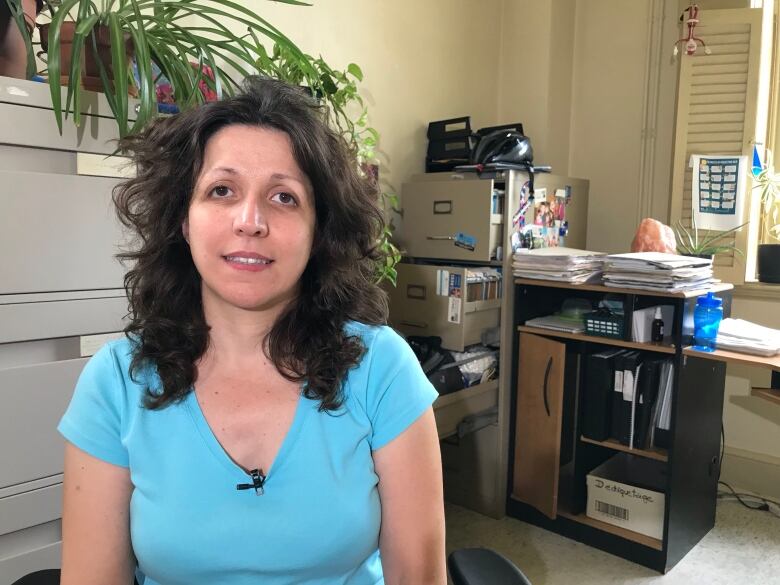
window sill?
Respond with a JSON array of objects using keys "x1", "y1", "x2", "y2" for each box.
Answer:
[{"x1": 733, "y1": 281, "x2": 780, "y2": 300}]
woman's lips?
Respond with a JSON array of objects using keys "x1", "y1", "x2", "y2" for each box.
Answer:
[{"x1": 223, "y1": 254, "x2": 274, "y2": 272}]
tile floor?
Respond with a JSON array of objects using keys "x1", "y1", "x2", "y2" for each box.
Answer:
[{"x1": 444, "y1": 498, "x2": 780, "y2": 584}]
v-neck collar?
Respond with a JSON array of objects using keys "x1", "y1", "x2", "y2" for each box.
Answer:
[{"x1": 185, "y1": 386, "x2": 310, "y2": 484}]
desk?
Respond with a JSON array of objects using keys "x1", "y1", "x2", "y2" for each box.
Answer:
[
  {"x1": 508, "y1": 278, "x2": 734, "y2": 573},
  {"x1": 683, "y1": 347, "x2": 780, "y2": 405}
]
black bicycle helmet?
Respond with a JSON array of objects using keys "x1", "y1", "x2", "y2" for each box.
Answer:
[{"x1": 471, "y1": 130, "x2": 533, "y2": 165}]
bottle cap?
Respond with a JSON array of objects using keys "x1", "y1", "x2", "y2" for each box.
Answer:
[
  {"x1": 697, "y1": 291, "x2": 723, "y2": 308},
  {"x1": 654, "y1": 306, "x2": 663, "y2": 319}
]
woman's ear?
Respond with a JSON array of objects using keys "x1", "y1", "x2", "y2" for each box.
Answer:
[{"x1": 182, "y1": 218, "x2": 190, "y2": 244}]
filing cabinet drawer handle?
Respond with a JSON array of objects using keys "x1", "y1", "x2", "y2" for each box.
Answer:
[
  {"x1": 406, "y1": 285, "x2": 426, "y2": 300},
  {"x1": 543, "y1": 357, "x2": 552, "y2": 416},
  {"x1": 426, "y1": 235, "x2": 455, "y2": 241},
  {"x1": 433, "y1": 200, "x2": 453, "y2": 214},
  {"x1": 400, "y1": 320, "x2": 428, "y2": 329}
]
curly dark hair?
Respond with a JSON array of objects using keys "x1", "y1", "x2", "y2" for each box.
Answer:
[{"x1": 114, "y1": 77, "x2": 389, "y2": 411}]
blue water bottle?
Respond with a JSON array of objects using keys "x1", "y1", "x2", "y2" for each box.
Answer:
[{"x1": 693, "y1": 292, "x2": 723, "y2": 352}]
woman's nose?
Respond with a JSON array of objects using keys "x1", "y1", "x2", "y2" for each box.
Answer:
[{"x1": 233, "y1": 197, "x2": 268, "y2": 237}]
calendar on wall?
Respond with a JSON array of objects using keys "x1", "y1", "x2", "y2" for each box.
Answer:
[{"x1": 689, "y1": 155, "x2": 747, "y2": 231}]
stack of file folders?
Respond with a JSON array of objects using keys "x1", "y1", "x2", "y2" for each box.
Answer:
[
  {"x1": 602, "y1": 252, "x2": 714, "y2": 292},
  {"x1": 716, "y1": 318, "x2": 780, "y2": 356},
  {"x1": 512, "y1": 247, "x2": 605, "y2": 284},
  {"x1": 581, "y1": 349, "x2": 674, "y2": 450}
]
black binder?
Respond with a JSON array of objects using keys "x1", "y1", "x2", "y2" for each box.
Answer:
[
  {"x1": 582, "y1": 348, "x2": 624, "y2": 441},
  {"x1": 634, "y1": 357, "x2": 667, "y2": 449},
  {"x1": 611, "y1": 351, "x2": 641, "y2": 445}
]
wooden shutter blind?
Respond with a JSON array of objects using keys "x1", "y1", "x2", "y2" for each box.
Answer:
[{"x1": 670, "y1": 9, "x2": 763, "y2": 285}]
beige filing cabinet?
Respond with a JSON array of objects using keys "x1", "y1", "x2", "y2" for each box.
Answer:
[
  {"x1": 392, "y1": 170, "x2": 589, "y2": 519},
  {"x1": 402, "y1": 175, "x2": 503, "y2": 262},
  {"x1": 0, "y1": 76, "x2": 134, "y2": 582},
  {"x1": 389, "y1": 263, "x2": 501, "y2": 352}
]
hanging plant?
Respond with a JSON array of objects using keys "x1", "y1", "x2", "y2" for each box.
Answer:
[{"x1": 29, "y1": 0, "x2": 312, "y2": 136}]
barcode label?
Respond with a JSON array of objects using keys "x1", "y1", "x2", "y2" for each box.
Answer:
[{"x1": 596, "y1": 500, "x2": 629, "y2": 521}]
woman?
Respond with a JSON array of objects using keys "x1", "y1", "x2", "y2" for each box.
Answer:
[{"x1": 58, "y1": 78, "x2": 446, "y2": 585}]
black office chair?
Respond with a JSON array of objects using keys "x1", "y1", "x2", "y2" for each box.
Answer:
[
  {"x1": 10, "y1": 570, "x2": 140, "y2": 585},
  {"x1": 15, "y1": 552, "x2": 530, "y2": 585},
  {"x1": 448, "y1": 548, "x2": 532, "y2": 585},
  {"x1": 9, "y1": 570, "x2": 61, "y2": 585}
]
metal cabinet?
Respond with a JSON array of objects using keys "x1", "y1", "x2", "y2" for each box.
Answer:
[
  {"x1": 387, "y1": 263, "x2": 500, "y2": 352},
  {"x1": 0, "y1": 75, "x2": 130, "y2": 577},
  {"x1": 401, "y1": 174, "x2": 503, "y2": 263}
]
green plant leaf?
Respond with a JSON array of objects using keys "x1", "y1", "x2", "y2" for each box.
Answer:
[
  {"x1": 107, "y1": 12, "x2": 129, "y2": 137},
  {"x1": 347, "y1": 62, "x2": 363, "y2": 81},
  {"x1": 46, "y1": 0, "x2": 82, "y2": 134},
  {"x1": 66, "y1": 11, "x2": 99, "y2": 127}
]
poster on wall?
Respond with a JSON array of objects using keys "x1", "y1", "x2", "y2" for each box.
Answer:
[{"x1": 689, "y1": 154, "x2": 747, "y2": 231}]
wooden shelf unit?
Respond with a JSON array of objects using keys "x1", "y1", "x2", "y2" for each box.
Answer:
[
  {"x1": 579, "y1": 436, "x2": 668, "y2": 462},
  {"x1": 507, "y1": 279, "x2": 734, "y2": 573},
  {"x1": 514, "y1": 278, "x2": 734, "y2": 299},
  {"x1": 516, "y1": 325, "x2": 677, "y2": 354},
  {"x1": 751, "y1": 388, "x2": 780, "y2": 405},
  {"x1": 683, "y1": 348, "x2": 780, "y2": 406},
  {"x1": 557, "y1": 510, "x2": 663, "y2": 551}
]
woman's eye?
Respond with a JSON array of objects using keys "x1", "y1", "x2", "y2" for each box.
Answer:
[
  {"x1": 209, "y1": 185, "x2": 232, "y2": 198},
  {"x1": 272, "y1": 192, "x2": 297, "y2": 206}
]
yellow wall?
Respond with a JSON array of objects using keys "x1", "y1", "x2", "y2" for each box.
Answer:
[
  {"x1": 233, "y1": 0, "x2": 503, "y2": 213},
  {"x1": 224, "y1": 0, "x2": 778, "y2": 497}
]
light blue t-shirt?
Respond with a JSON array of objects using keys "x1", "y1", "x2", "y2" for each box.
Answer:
[{"x1": 58, "y1": 322, "x2": 438, "y2": 585}]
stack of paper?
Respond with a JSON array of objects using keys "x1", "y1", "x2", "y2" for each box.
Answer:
[
  {"x1": 512, "y1": 247, "x2": 606, "y2": 284},
  {"x1": 602, "y1": 252, "x2": 714, "y2": 292},
  {"x1": 716, "y1": 318, "x2": 780, "y2": 356}
]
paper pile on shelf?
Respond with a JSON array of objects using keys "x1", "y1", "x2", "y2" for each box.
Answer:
[
  {"x1": 512, "y1": 247, "x2": 606, "y2": 284},
  {"x1": 602, "y1": 252, "x2": 714, "y2": 292},
  {"x1": 716, "y1": 318, "x2": 780, "y2": 357}
]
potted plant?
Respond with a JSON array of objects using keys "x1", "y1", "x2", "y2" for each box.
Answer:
[
  {"x1": 253, "y1": 40, "x2": 402, "y2": 285},
  {"x1": 752, "y1": 163, "x2": 780, "y2": 283},
  {"x1": 25, "y1": 0, "x2": 312, "y2": 136},
  {"x1": 674, "y1": 217, "x2": 747, "y2": 260}
]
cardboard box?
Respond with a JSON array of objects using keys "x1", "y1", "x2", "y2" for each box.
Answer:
[{"x1": 586, "y1": 453, "x2": 667, "y2": 540}]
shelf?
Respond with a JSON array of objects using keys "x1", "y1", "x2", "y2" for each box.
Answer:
[
  {"x1": 751, "y1": 387, "x2": 780, "y2": 405},
  {"x1": 682, "y1": 347, "x2": 780, "y2": 372},
  {"x1": 516, "y1": 325, "x2": 677, "y2": 354},
  {"x1": 514, "y1": 278, "x2": 734, "y2": 299},
  {"x1": 557, "y1": 510, "x2": 663, "y2": 551},
  {"x1": 580, "y1": 436, "x2": 668, "y2": 462},
  {"x1": 433, "y1": 378, "x2": 498, "y2": 439}
]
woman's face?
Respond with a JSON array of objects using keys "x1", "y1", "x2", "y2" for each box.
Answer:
[{"x1": 184, "y1": 124, "x2": 316, "y2": 315}]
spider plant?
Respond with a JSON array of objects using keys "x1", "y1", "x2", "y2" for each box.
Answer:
[
  {"x1": 674, "y1": 217, "x2": 748, "y2": 258},
  {"x1": 752, "y1": 163, "x2": 780, "y2": 244},
  {"x1": 253, "y1": 39, "x2": 402, "y2": 284},
  {"x1": 37, "y1": 0, "x2": 313, "y2": 136}
]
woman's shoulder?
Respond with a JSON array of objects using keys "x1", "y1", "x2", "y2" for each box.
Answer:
[
  {"x1": 344, "y1": 321, "x2": 409, "y2": 357},
  {"x1": 85, "y1": 335, "x2": 151, "y2": 396},
  {"x1": 343, "y1": 321, "x2": 418, "y2": 382}
]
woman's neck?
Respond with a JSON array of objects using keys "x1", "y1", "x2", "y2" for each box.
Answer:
[{"x1": 199, "y1": 295, "x2": 289, "y2": 371}]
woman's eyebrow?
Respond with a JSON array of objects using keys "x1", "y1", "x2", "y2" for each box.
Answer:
[
  {"x1": 203, "y1": 166, "x2": 239, "y2": 177},
  {"x1": 270, "y1": 172, "x2": 306, "y2": 184}
]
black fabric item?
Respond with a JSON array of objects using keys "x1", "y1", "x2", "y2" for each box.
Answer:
[
  {"x1": 448, "y1": 548, "x2": 532, "y2": 585},
  {"x1": 470, "y1": 130, "x2": 533, "y2": 166}
]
